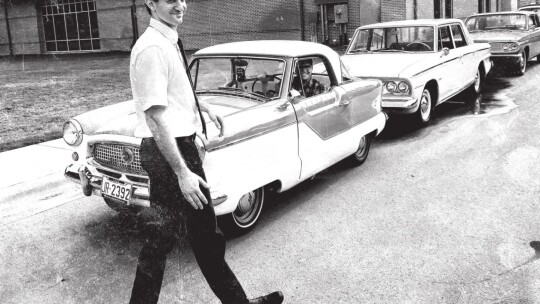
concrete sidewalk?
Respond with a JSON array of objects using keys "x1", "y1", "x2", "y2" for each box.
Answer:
[{"x1": 0, "y1": 139, "x2": 72, "y2": 190}]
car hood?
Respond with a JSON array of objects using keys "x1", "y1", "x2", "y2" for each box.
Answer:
[
  {"x1": 341, "y1": 53, "x2": 433, "y2": 78},
  {"x1": 74, "y1": 96, "x2": 249, "y2": 137},
  {"x1": 469, "y1": 30, "x2": 530, "y2": 42}
]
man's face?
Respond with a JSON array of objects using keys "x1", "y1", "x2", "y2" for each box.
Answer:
[
  {"x1": 299, "y1": 63, "x2": 313, "y2": 81},
  {"x1": 147, "y1": 0, "x2": 186, "y2": 28}
]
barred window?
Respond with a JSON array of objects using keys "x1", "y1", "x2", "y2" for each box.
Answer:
[{"x1": 42, "y1": 0, "x2": 100, "y2": 52}]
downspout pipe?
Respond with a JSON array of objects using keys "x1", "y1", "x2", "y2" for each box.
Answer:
[
  {"x1": 299, "y1": 0, "x2": 305, "y2": 41},
  {"x1": 413, "y1": 0, "x2": 417, "y2": 19},
  {"x1": 3, "y1": 0, "x2": 13, "y2": 56}
]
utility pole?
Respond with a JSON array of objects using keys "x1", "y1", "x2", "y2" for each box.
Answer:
[
  {"x1": 2, "y1": 0, "x2": 13, "y2": 56},
  {"x1": 131, "y1": 0, "x2": 139, "y2": 48}
]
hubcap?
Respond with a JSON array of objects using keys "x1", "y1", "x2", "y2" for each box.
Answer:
[
  {"x1": 233, "y1": 188, "x2": 263, "y2": 227},
  {"x1": 520, "y1": 52, "x2": 526, "y2": 73},
  {"x1": 474, "y1": 70, "x2": 480, "y2": 92},
  {"x1": 420, "y1": 91, "x2": 431, "y2": 121},
  {"x1": 355, "y1": 136, "x2": 367, "y2": 158}
]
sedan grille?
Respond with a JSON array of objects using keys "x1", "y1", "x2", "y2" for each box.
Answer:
[{"x1": 93, "y1": 143, "x2": 146, "y2": 175}]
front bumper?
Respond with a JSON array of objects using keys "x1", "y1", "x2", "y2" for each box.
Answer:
[
  {"x1": 490, "y1": 53, "x2": 522, "y2": 66},
  {"x1": 65, "y1": 163, "x2": 228, "y2": 209},
  {"x1": 382, "y1": 97, "x2": 419, "y2": 115},
  {"x1": 65, "y1": 163, "x2": 151, "y2": 207}
]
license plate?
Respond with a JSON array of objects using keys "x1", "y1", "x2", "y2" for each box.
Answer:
[{"x1": 101, "y1": 177, "x2": 132, "y2": 204}]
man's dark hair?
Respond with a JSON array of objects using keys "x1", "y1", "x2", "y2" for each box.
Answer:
[
  {"x1": 299, "y1": 59, "x2": 313, "y2": 68},
  {"x1": 145, "y1": 0, "x2": 156, "y2": 15}
]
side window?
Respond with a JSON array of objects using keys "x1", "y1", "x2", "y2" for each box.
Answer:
[
  {"x1": 529, "y1": 15, "x2": 537, "y2": 29},
  {"x1": 291, "y1": 57, "x2": 331, "y2": 98},
  {"x1": 450, "y1": 24, "x2": 467, "y2": 48},
  {"x1": 438, "y1": 26, "x2": 455, "y2": 50}
]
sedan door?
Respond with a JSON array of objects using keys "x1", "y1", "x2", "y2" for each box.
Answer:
[{"x1": 436, "y1": 25, "x2": 462, "y2": 102}]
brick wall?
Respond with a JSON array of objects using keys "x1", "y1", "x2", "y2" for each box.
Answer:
[
  {"x1": 0, "y1": 0, "x2": 40, "y2": 56},
  {"x1": 95, "y1": 0, "x2": 133, "y2": 52},
  {"x1": 381, "y1": 0, "x2": 407, "y2": 22}
]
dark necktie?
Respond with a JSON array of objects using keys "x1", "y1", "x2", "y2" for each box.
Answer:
[{"x1": 177, "y1": 37, "x2": 207, "y2": 139}]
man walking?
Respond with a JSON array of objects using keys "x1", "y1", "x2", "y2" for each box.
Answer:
[{"x1": 129, "y1": 1, "x2": 284, "y2": 303}]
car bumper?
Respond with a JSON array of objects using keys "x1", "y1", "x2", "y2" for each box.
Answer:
[
  {"x1": 64, "y1": 163, "x2": 228, "y2": 210},
  {"x1": 490, "y1": 53, "x2": 522, "y2": 65},
  {"x1": 382, "y1": 97, "x2": 419, "y2": 115}
]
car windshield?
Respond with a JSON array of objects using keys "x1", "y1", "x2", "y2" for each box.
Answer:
[
  {"x1": 348, "y1": 26, "x2": 435, "y2": 53},
  {"x1": 190, "y1": 57, "x2": 285, "y2": 102},
  {"x1": 466, "y1": 14, "x2": 528, "y2": 31}
]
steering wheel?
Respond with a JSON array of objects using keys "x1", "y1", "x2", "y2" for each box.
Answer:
[
  {"x1": 251, "y1": 75, "x2": 282, "y2": 92},
  {"x1": 405, "y1": 42, "x2": 432, "y2": 51}
]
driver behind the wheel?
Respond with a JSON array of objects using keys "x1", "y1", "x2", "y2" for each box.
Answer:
[{"x1": 292, "y1": 59, "x2": 326, "y2": 98}]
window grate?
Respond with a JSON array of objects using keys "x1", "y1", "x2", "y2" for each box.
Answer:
[{"x1": 42, "y1": 0, "x2": 100, "y2": 52}]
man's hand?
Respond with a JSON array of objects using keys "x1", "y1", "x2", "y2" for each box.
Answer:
[{"x1": 177, "y1": 169, "x2": 209, "y2": 209}]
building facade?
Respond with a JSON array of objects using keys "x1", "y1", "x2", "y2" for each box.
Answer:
[{"x1": 0, "y1": 0, "x2": 531, "y2": 56}]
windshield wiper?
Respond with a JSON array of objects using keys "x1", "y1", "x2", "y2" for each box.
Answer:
[
  {"x1": 349, "y1": 49, "x2": 371, "y2": 53},
  {"x1": 373, "y1": 49, "x2": 410, "y2": 53}
]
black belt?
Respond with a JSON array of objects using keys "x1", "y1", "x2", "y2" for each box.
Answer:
[{"x1": 176, "y1": 133, "x2": 196, "y2": 143}]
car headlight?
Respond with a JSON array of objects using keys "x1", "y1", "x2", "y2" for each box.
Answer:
[
  {"x1": 502, "y1": 42, "x2": 519, "y2": 52},
  {"x1": 397, "y1": 81, "x2": 410, "y2": 93},
  {"x1": 386, "y1": 81, "x2": 397, "y2": 93},
  {"x1": 383, "y1": 80, "x2": 411, "y2": 96},
  {"x1": 63, "y1": 119, "x2": 83, "y2": 146}
]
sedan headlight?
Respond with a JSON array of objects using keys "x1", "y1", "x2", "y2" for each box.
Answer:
[
  {"x1": 63, "y1": 119, "x2": 83, "y2": 146},
  {"x1": 383, "y1": 79, "x2": 411, "y2": 96},
  {"x1": 502, "y1": 42, "x2": 519, "y2": 52},
  {"x1": 397, "y1": 81, "x2": 410, "y2": 93}
]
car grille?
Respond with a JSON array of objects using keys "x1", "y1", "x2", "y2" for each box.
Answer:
[{"x1": 93, "y1": 143, "x2": 146, "y2": 175}]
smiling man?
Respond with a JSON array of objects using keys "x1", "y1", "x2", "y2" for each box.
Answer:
[{"x1": 128, "y1": 1, "x2": 284, "y2": 304}]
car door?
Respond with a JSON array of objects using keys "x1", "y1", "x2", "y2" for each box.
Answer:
[
  {"x1": 290, "y1": 56, "x2": 355, "y2": 180},
  {"x1": 449, "y1": 23, "x2": 476, "y2": 92},
  {"x1": 436, "y1": 25, "x2": 461, "y2": 102},
  {"x1": 528, "y1": 15, "x2": 540, "y2": 58}
]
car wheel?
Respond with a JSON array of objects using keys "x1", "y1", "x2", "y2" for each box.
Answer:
[
  {"x1": 103, "y1": 196, "x2": 142, "y2": 215},
  {"x1": 218, "y1": 187, "x2": 265, "y2": 236},
  {"x1": 516, "y1": 51, "x2": 527, "y2": 76},
  {"x1": 416, "y1": 88, "x2": 433, "y2": 126},
  {"x1": 346, "y1": 134, "x2": 372, "y2": 166},
  {"x1": 464, "y1": 67, "x2": 483, "y2": 100}
]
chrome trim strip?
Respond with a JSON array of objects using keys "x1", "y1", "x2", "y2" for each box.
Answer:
[{"x1": 413, "y1": 57, "x2": 459, "y2": 77}]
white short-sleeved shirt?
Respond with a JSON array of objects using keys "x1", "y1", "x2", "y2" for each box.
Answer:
[{"x1": 130, "y1": 18, "x2": 199, "y2": 138}]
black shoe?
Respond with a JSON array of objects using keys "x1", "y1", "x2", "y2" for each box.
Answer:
[{"x1": 248, "y1": 291, "x2": 284, "y2": 304}]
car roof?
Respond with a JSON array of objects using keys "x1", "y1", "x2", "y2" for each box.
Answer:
[
  {"x1": 358, "y1": 18, "x2": 463, "y2": 29},
  {"x1": 193, "y1": 40, "x2": 338, "y2": 59},
  {"x1": 468, "y1": 11, "x2": 534, "y2": 17}
]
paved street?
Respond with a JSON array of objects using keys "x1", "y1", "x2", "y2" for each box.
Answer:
[{"x1": 2, "y1": 61, "x2": 540, "y2": 303}]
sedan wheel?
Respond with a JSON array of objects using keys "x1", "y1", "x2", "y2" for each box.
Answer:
[
  {"x1": 219, "y1": 187, "x2": 265, "y2": 236},
  {"x1": 473, "y1": 68, "x2": 482, "y2": 94},
  {"x1": 346, "y1": 134, "x2": 372, "y2": 166},
  {"x1": 416, "y1": 88, "x2": 432, "y2": 126},
  {"x1": 517, "y1": 51, "x2": 527, "y2": 76}
]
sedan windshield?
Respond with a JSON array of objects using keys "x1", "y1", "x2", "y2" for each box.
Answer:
[
  {"x1": 348, "y1": 26, "x2": 435, "y2": 53},
  {"x1": 190, "y1": 57, "x2": 285, "y2": 101},
  {"x1": 466, "y1": 14, "x2": 528, "y2": 31}
]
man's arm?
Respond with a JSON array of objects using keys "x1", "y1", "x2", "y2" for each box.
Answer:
[
  {"x1": 198, "y1": 100, "x2": 225, "y2": 137},
  {"x1": 145, "y1": 105, "x2": 209, "y2": 209}
]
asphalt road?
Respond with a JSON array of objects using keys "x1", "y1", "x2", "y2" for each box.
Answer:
[{"x1": 2, "y1": 61, "x2": 540, "y2": 304}]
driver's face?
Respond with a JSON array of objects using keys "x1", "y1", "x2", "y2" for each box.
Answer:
[{"x1": 300, "y1": 65, "x2": 312, "y2": 81}]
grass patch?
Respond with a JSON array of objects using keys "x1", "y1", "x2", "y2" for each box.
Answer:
[{"x1": 0, "y1": 53, "x2": 132, "y2": 152}]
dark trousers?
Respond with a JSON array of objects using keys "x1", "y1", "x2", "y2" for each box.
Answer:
[{"x1": 129, "y1": 135, "x2": 248, "y2": 304}]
